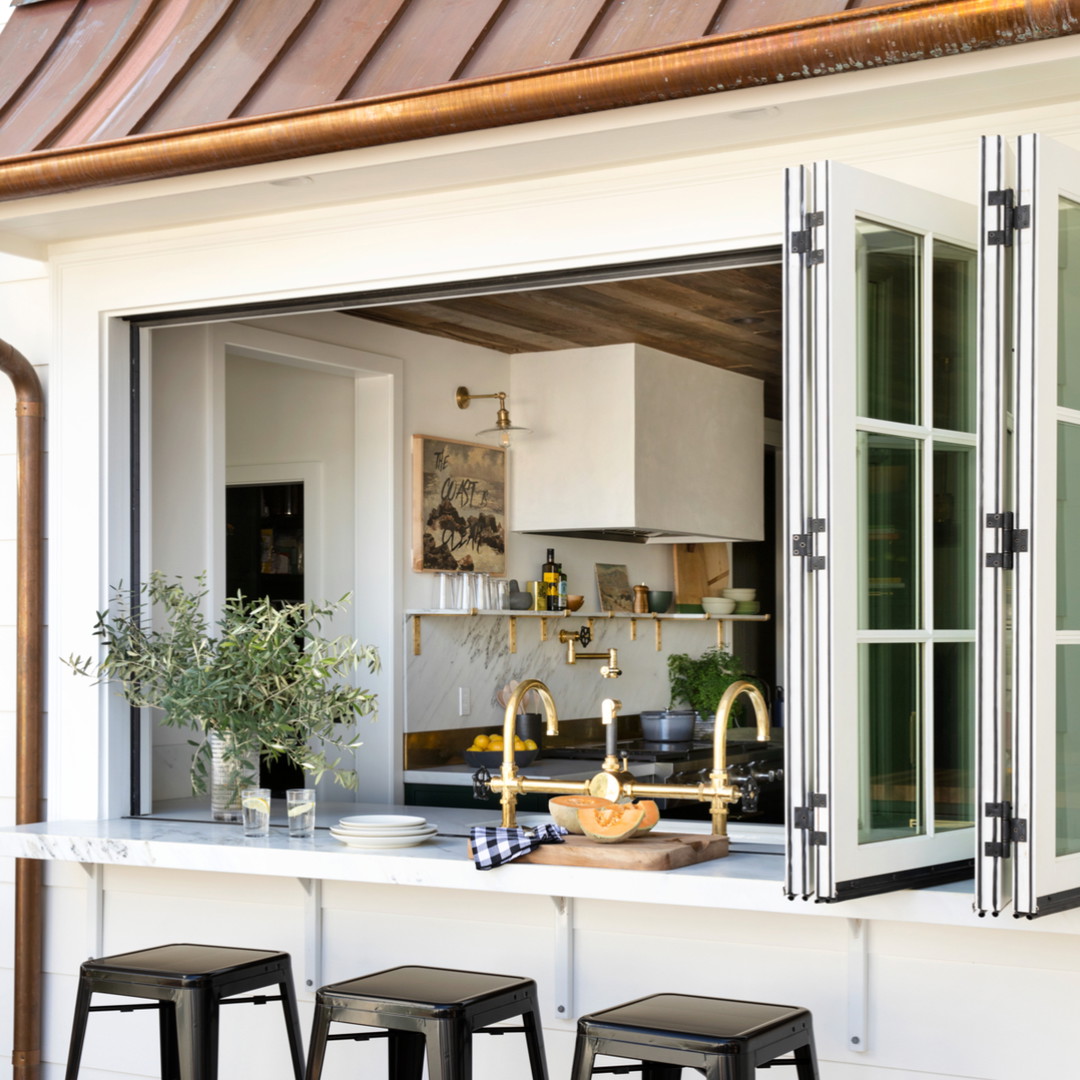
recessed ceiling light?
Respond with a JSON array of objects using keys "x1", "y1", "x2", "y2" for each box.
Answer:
[
  {"x1": 730, "y1": 316, "x2": 765, "y2": 325},
  {"x1": 269, "y1": 176, "x2": 315, "y2": 188}
]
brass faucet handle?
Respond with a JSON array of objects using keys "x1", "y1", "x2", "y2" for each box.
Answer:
[{"x1": 600, "y1": 647, "x2": 621, "y2": 678}]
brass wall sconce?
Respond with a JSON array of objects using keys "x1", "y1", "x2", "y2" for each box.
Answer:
[{"x1": 456, "y1": 386, "x2": 530, "y2": 448}]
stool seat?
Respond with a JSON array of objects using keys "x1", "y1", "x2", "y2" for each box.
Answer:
[
  {"x1": 572, "y1": 993, "x2": 819, "y2": 1080},
  {"x1": 306, "y1": 965, "x2": 548, "y2": 1080},
  {"x1": 66, "y1": 943, "x2": 305, "y2": 1080}
]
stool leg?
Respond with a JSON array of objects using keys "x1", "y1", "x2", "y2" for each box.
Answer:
[
  {"x1": 568, "y1": 1033, "x2": 596, "y2": 1080},
  {"x1": 388, "y1": 1030, "x2": 426, "y2": 1080},
  {"x1": 424, "y1": 1019, "x2": 468, "y2": 1080},
  {"x1": 63, "y1": 977, "x2": 93, "y2": 1080},
  {"x1": 521, "y1": 1003, "x2": 550, "y2": 1080},
  {"x1": 303, "y1": 1002, "x2": 332, "y2": 1080},
  {"x1": 159, "y1": 1002, "x2": 181, "y2": 1080},
  {"x1": 174, "y1": 991, "x2": 215, "y2": 1080},
  {"x1": 793, "y1": 1040, "x2": 820, "y2": 1080},
  {"x1": 277, "y1": 976, "x2": 306, "y2": 1080}
]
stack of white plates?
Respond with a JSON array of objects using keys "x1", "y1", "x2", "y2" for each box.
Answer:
[{"x1": 329, "y1": 814, "x2": 438, "y2": 849}]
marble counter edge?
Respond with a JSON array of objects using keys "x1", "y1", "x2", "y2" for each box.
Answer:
[{"x1": 0, "y1": 816, "x2": 1048, "y2": 932}]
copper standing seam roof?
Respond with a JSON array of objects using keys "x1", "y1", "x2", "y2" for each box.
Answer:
[{"x1": 0, "y1": 0, "x2": 1073, "y2": 194}]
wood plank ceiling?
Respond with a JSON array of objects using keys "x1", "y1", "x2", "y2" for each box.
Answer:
[{"x1": 347, "y1": 262, "x2": 784, "y2": 417}]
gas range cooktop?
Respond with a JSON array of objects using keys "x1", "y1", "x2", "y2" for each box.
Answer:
[{"x1": 544, "y1": 739, "x2": 713, "y2": 764}]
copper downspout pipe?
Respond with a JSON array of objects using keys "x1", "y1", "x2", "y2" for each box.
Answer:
[
  {"x1": 0, "y1": 341, "x2": 44, "y2": 1080},
  {"x1": 0, "y1": 0, "x2": 1075, "y2": 201}
]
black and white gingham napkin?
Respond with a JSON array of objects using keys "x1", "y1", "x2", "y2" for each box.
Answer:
[{"x1": 469, "y1": 824, "x2": 567, "y2": 870}]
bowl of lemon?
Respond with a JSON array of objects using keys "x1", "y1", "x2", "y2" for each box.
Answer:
[{"x1": 462, "y1": 731, "x2": 539, "y2": 769}]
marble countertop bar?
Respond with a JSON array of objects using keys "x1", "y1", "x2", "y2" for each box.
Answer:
[{"x1": 0, "y1": 801, "x2": 1004, "y2": 930}]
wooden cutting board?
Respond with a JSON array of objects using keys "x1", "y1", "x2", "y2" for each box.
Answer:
[
  {"x1": 672, "y1": 542, "x2": 731, "y2": 604},
  {"x1": 470, "y1": 832, "x2": 729, "y2": 871}
]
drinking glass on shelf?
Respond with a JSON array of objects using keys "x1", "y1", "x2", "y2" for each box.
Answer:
[
  {"x1": 494, "y1": 579, "x2": 510, "y2": 610},
  {"x1": 286, "y1": 788, "x2": 316, "y2": 838},
  {"x1": 432, "y1": 572, "x2": 461, "y2": 610},
  {"x1": 241, "y1": 787, "x2": 271, "y2": 837},
  {"x1": 474, "y1": 572, "x2": 492, "y2": 609}
]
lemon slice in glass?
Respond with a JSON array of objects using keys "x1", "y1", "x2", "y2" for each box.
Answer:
[
  {"x1": 242, "y1": 796, "x2": 270, "y2": 814},
  {"x1": 287, "y1": 801, "x2": 314, "y2": 817}
]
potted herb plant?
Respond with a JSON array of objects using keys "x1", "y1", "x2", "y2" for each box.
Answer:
[
  {"x1": 666, "y1": 647, "x2": 758, "y2": 728},
  {"x1": 67, "y1": 572, "x2": 380, "y2": 820}
]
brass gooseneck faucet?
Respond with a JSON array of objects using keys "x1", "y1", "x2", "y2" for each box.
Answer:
[{"x1": 485, "y1": 678, "x2": 771, "y2": 836}]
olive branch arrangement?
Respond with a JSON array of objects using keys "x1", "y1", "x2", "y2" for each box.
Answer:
[{"x1": 66, "y1": 572, "x2": 380, "y2": 793}]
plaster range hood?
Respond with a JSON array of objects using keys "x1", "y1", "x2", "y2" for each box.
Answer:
[{"x1": 509, "y1": 344, "x2": 763, "y2": 543}]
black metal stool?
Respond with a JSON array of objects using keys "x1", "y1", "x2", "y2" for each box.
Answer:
[
  {"x1": 64, "y1": 943, "x2": 306, "y2": 1080},
  {"x1": 304, "y1": 964, "x2": 549, "y2": 1080},
  {"x1": 570, "y1": 993, "x2": 819, "y2": 1080}
]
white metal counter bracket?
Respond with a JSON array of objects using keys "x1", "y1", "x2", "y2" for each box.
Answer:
[
  {"x1": 551, "y1": 895, "x2": 574, "y2": 1022},
  {"x1": 299, "y1": 877, "x2": 323, "y2": 998},
  {"x1": 847, "y1": 917, "x2": 868, "y2": 1053},
  {"x1": 81, "y1": 862, "x2": 104, "y2": 960}
]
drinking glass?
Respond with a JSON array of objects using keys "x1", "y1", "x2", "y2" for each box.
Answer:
[
  {"x1": 474, "y1": 572, "x2": 491, "y2": 609},
  {"x1": 432, "y1": 571, "x2": 461, "y2": 610},
  {"x1": 286, "y1": 788, "x2": 316, "y2": 838},
  {"x1": 459, "y1": 572, "x2": 477, "y2": 610},
  {"x1": 241, "y1": 787, "x2": 271, "y2": 837},
  {"x1": 494, "y1": 579, "x2": 510, "y2": 609}
]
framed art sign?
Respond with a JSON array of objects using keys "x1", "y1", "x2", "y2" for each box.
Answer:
[{"x1": 412, "y1": 435, "x2": 506, "y2": 573}]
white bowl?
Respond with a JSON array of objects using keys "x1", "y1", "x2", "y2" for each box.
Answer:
[
  {"x1": 701, "y1": 597, "x2": 737, "y2": 615},
  {"x1": 722, "y1": 588, "x2": 756, "y2": 601}
]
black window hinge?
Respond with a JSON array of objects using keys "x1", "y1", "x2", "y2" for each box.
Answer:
[
  {"x1": 987, "y1": 189, "x2": 1031, "y2": 247},
  {"x1": 985, "y1": 511, "x2": 1028, "y2": 570},
  {"x1": 790, "y1": 210, "x2": 824, "y2": 266},
  {"x1": 983, "y1": 801, "x2": 1027, "y2": 857},
  {"x1": 794, "y1": 792, "x2": 827, "y2": 833},
  {"x1": 792, "y1": 518, "x2": 826, "y2": 571}
]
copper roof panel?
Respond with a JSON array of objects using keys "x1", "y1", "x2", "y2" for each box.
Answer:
[
  {"x1": 139, "y1": 0, "x2": 322, "y2": 133},
  {"x1": 345, "y1": 0, "x2": 510, "y2": 98},
  {"x1": 711, "y1": 0, "x2": 849, "y2": 35},
  {"x1": 236, "y1": 0, "x2": 407, "y2": 117},
  {"x1": 52, "y1": 0, "x2": 238, "y2": 146},
  {"x1": 0, "y1": 0, "x2": 158, "y2": 157},
  {"x1": 460, "y1": 0, "x2": 610, "y2": 78},
  {"x1": 0, "y1": 0, "x2": 79, "y2": 113},
  {"x1": 579, "y1": 0, "x2": 721, "y2": 56}
]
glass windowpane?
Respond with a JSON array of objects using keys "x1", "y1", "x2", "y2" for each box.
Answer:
[
  {"x1": 1056, "y1": 645, "x2": 1080, "y2": 856},
  {"x1": 932, "y1": 242, "x2": 976, "y2": 432},
  {"x1": 933, "y1": 444, "x2": 975, "y2": 630},
  {"x1": 1057, "y1": 423, "x2": 1080, "y2": 630},
  {"x1": 1058, "y1": 197, "x2": 1080, "y2": 410},
  {"x1": 858, "y1": 433, "x2": 921, "y2": 630},
  {"x1": 857, "y1": 220, "x2": 920, "y2": 424},
  {"x1": 933, "y1": 642, "x2": 974, "y2": 830},
  {"x1": 859, "y1": 643, "x2": 922, "y2": 843}
]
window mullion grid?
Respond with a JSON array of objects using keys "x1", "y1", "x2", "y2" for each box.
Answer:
[{"x1": 921, "y1": 233, "x2": 935, "y2": 839}]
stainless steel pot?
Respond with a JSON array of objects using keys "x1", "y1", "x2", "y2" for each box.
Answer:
[{"x1": 640, "y1": 709, "x2": 697, "y2": 741}]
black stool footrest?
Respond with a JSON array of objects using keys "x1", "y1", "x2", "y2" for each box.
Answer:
[
  {"x1": 88, "y1": 1003, "x2": 162, "y2": 1014},
  {"x1": 326, "y1": 1031, "x2": 390, "y2": 1043},
  {"x1": 220, "y1": 994, "x2": 283, "y2": 1006}
]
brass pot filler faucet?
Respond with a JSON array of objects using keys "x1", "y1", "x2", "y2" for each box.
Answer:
[{"x1": 473, "y1": 636, "x2": 771, "y2": 838}]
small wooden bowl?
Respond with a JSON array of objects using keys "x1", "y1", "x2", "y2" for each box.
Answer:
[{"x1": 566, "y1": 595, "x2": 585, "y2": 611}]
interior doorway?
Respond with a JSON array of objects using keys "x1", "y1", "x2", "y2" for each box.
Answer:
[{"x1": 225, "y1": 481, "x2": 306, "y2": 795}]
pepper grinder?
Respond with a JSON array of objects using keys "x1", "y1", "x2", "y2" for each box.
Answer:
[{"x1": 633, "y1": 583, "x2": 649, "y2": 613}]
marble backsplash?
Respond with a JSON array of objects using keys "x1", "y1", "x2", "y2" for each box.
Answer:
[{"x1": 404, "y1": 613, "x2": 731, "y2": 732}]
